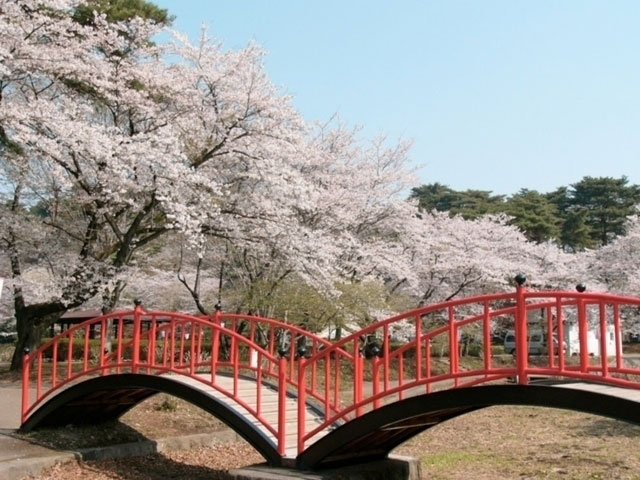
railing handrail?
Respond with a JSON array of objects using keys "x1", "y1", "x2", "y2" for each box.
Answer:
[
  {"x1": 206, "y1": 313, "x2": 336, "y2": 348},
  {"x1": 22, "y1": 311, "x2": 284, "y2": 418},
  {"x1": 302, "y1": 291, "x2": 517, "y2": 364}
]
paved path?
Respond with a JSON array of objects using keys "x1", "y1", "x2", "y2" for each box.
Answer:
[
  {"x1": 0, "y1": 383, "x2": 78, "y2": 479},
  {"x1": 0, "y1": 384, "x2": 22, "y2": 430}
]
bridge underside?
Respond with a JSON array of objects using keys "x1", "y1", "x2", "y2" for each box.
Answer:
[
  {"x1": 20, "y1": 374, "x2": 284, "y2": 465},
  {"x1": 297, "y1": 382, "x2": 640, "y2": 469},
  {"x1": 22, "y1": 377, "x2": 640, "y2": 470}
]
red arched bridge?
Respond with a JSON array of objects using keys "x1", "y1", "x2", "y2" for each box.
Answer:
[{"x1": 20, "y1": 279, "x2": 640, "y2": 468}]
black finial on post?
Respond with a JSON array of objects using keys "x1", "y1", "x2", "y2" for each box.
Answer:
[
  {"x1": 576, "y1": 283, "x2": 586, "y2": 293},
  {"x1": 134, "y1": 298, "x2": 142, "y2": 307},
  {"x1": 515, "y1": 273, "x2": 526, "y2": 286},
  {"x1": 296, "y1": 344, "x2": 308, "y2": 359},
  {"x1": 278, "y1": 345, "x2": 289, "y2": 358},
  {"x1": 214, "y1": 301, "x2": 222, "y2": 312},
  {"x1": 23, "y1": 347, "x2": 30, "y2": 356},
  {"x1": 364, "y1": 342, "x2": 383, "y2": 359}
]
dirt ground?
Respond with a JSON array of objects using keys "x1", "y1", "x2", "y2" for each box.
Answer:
[
  {"x1": 23, "y1": 400, "x2": 640, "y2": 480},
  {"x1": 19, "y1": 393, "x2": 227, "y2": 450},
  {"x1": 28, "y1": 442, "x2": 263, "y2": 480},
  {"x1": 397, "y1": 405, "x2": 640, "y2": 480}
]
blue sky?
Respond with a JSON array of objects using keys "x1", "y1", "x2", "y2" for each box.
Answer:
[{"x1": 154, "y1": 1, "x2": 640, "y2": 195}]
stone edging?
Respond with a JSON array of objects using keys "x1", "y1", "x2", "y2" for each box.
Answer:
[{"x1": 0, "y1": 429, "x2": 240, "y2": 480}]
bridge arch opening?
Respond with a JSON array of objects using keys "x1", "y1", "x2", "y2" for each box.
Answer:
[
  {"x1": 297, "y1": 383, "x2": 640, "y2": 469},
  {"x1": 20, "y1": 374, "x2": 280, "y2": 464}
]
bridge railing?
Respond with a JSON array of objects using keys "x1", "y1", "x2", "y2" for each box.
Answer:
[
  {"x1": 21, "y1": 284, "x2": 640, "y2": 457},
  {"x1": 296, "y1": 291, "x2": 519, "y2": 452},
  {"x1": 196, "y1": 312, "x2": 353, "y2": 426},
  {"x1": 296, "y1": 284, "x2": 640, "y2": 453},
  {"x1": 21, "y1": 308, "x2": 296, "y2": 455},
  {"x1": 519, "y1": 290, "x2": 640, "y2": 386}
]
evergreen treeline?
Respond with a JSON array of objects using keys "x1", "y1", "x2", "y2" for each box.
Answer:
[{"x1": 410, "y1": 176, "x2": 640, "y2": 250}]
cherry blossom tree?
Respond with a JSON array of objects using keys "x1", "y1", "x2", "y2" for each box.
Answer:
[
  {"x1": 0, "y1": 0, "x2": 312, "y2": 368},
  {"x1": 351, "y1": 204, "x2": 577, "y2": 305},
  {"x1": 586, "y1": 214, "x2": 640, "y2": 294},
  {"x1": 172, "y1": 116, "x2": 417, "y2": 313}
]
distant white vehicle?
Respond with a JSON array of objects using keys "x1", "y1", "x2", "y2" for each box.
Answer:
[
  {"x1": 503, "y1": 330, "x2": 545, "y2": 355},
  {"x1": 504, "y1": 324, "x2": 618, "y2": 357},
  {"x1": 564, "y1": 322, "x2": 618, "y2": 357}
]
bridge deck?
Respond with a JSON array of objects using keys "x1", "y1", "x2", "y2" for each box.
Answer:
[
  {"x1": 170, "y1": 375, "x2": 333, "y2": 457},
  {"x1": 549, "y1": 380, "x2": 640, "y2": 401}
]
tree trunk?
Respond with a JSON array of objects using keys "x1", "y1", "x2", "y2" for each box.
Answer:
[
  {"x1": 102, "y1": 279, "x2": 127, "y2": 313},
  {"x1": 10, "y1": 309, "x2": 57, "y2": 370},
  {"x1": 101, "y1": 280, "x2": 127, "y2": 353},
  {"x1": 10, "y1": 315, "x2": 36, "y2": 371}
]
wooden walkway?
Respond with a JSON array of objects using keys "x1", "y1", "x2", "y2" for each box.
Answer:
[{"x1": 170, "y1": 374, "x2": 334, "y2": 457}]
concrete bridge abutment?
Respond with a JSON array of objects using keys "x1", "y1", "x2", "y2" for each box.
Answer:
[{"x1": 227, "y1": 455, "x2": 422, "y2": 480}]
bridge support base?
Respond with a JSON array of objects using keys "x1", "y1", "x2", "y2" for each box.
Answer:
[{"x1": 226, "y1": 455, "x2": 421, "y2": 480}]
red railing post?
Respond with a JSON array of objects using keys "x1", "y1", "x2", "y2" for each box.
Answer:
[
  {"x1": 556, "y1": 297, "x2": 565, "y2": 371},
  {"x1": 149, "y1": 316, "x2": 157, "y2": 373},
  {"x1": 132, "y1": 301, "x2": 142, "y2": 374},
  {"x1": 99, "y1": 319, "x2": 107, "y2": 375},
  {"x1": 613, "y1": 303, "x2": 622, "y2": 370},
  {"x1": 297, "y1": 357, "x2": 307, "y2": 455},
  {"x1": 578, "y1": 297, "x2": 589, "y2": 373},
  {"x1": 324, "y1": 354, "x2": 330, "y2": 421},
  {"x1": 599, "y1": 301, "x2": 608, "y2": 377},
  {"x1": 256, "y1": 353, "x2": 262, "y2": 417},
  {"x1": 354, "y1": 342, "x2": 363, "y2": 417},
  {"x1": 383, "y1": 325, "x2": 390, "y2": 392},
  {"x1": 232, "y1": 336, "x2": 238, "y2": 397},
  {"x1": 515, "y1": 275, "x2": 529, "y2": 385},
  {"x1": 415, "y1": 315, "x2": 422, "y2": 381},
  {"x1": 189, "y1": 321, "x2": 196, "y2": 375},
  {"x1": 66, "y1": 330, "x2": 73, "y2": 379},
  {"x1": 426, "y1": 339, "x2": 432, "y2": 394},
  {"x1": 448, "y1": 306, "x2": 459, "y2": 386},
  {"x1": 483, "y1": 300, "x2": 491, "y2": 372},
  {"x1": 211, "y1": 310, "x2": 221, "y2": 384},
  {"x1": 21, "y1": 349, "x2": 30, "y2": 425},
  {"x1": 83, "y1": 325, "x2": 90, "y2": 373},
  {"x1": 36, "y1": 353, "x2": 42, "y2": 400},
  {"x1": 546, "y1": 306, "x2": 554, "y2": 368},
  {"x1": 116, "y1": 317, "x2": 124, "y2": 373},
  {"x1": 279, "y1": 357, "x2": 288, "y2": 456}
]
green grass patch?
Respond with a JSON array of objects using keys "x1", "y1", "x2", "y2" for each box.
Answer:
[{"x1": 421, "y1": 451, "x2": 489, "y2": 469}]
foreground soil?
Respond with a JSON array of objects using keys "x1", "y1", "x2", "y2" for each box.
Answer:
[
  {"x1": 398, "y1": 405, "x2": 640, "y2": 480},
  {"x1": 25, "y1": 401, "x2": 640, "y2": 480},
  {"x1": 29, "y1": 442, "x2": 263, "y2": 480},
  {"x1": 20, "y1": 393, "x2": 227, "y2": 450}
]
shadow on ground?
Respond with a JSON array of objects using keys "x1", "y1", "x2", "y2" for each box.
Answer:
[
  {"x1": 573, "y1": 417, "x2": 640, "y2": 439},
  {"x1": 66, "y1": 454, "x2": 231, "y2": 480},
  {"x1": 15, "y1": 420, "x2": 149, "y2": 450}
]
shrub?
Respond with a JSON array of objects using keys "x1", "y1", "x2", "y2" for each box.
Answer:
[
  {"x1": 491, "y1": 345, "x2": 506, "y2": 355},
  {"x1": 154, "y1": 397, "x2": 178, "y2": 412}
]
